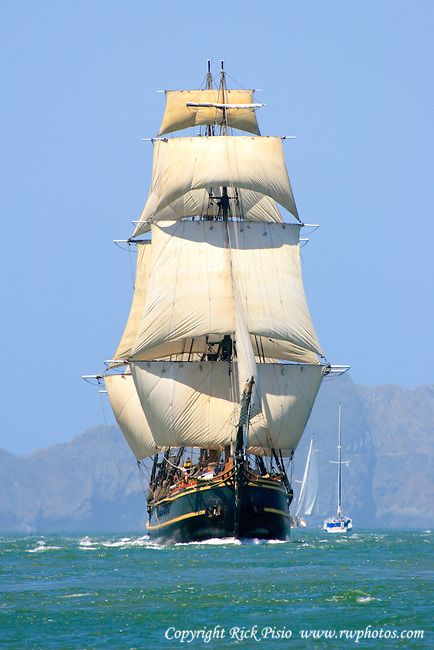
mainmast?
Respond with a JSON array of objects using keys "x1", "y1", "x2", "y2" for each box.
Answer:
[
  {"x1": 219, "y1": 60, "x2": 230, "y2": 220},
  {"x1": 205, "y1": 60, "x2": 214, "y2": 137}
]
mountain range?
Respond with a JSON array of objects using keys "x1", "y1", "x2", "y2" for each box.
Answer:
[{"x1": 1, "y1": 375, "x2": 433, "y2": 532}]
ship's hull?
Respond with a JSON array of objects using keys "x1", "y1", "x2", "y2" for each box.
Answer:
[{"x1": 147, "y1": 475, "x2": 291, "y2": 544}]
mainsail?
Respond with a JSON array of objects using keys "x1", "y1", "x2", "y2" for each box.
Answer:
[{"x1": 295, "y1": 438, "x2": 319, "y2": 518}]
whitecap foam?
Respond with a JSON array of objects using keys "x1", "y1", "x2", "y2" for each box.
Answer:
[
  {"x1": 61, "y1": 593, "x2": 92, "y2": 599},
  {"x1": 175, "y1": 537, "x2": 242, "y2": 546},
  {"x1": 101, "y1": 535, "x2": 151, "y2": 548},
  {"x1": 27, "y1": 541, "x2": 61, "y2": 553},
  {"x1": 356, "y1": 596, "x2": 378, "y2": 603}
]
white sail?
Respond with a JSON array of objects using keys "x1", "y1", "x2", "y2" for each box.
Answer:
[
  {"x1": 133, "y1": 187, "x2": 282, "y2": 236},
  {"x1": 158, "y1": 89, "x2": 261, "y2": 136},
  {"x1": 295, "y1": 438, "x2": 319, "y2": 518},
  {"x1": 112, "y1": 242, "x2": 151, "y2": 364},
  {"x1": 130, "y1": 334, "x2": 318, "y2": 365},
  {"x1": 131, "y1": 361, "x2": 325, "y2": 453},
  {"x1": 130, "y1": 221, "x2": 321, "y2": 363},
  {"x1": 132, "y1": 136, "x2": 298, "y2": 235},
  {"x1": 105, "y1": 373, "x2": 157, "y2": 460}
]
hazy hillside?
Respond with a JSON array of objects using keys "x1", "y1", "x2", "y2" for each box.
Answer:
[
  {"x1": 0, "y1": 427, "x2": 147, "y2": 532},
  {"x1": 1, "y1": 376, "x2": 433, "y2": 532}
]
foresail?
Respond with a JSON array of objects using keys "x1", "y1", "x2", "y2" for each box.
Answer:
[
  {"x1": 132, "y1": 136, "x2": 298, "y2": 234},
  {"x1": 130, "y1": 361, "x2": 326, "y2": 454},
  {"x1": 133, "y1": 188, "x2": 282, "y2": 236},
  {"x1": 130, "y1": 221, "x2": 322, "y2": 363},
  {"x1": 105, "y1": 372, "x2": 157, "y2": 460},
  {"x1": 112, "y1": 242, "x2": 151, "y2": 365},
  {"x1": 130, "y1": 361, "x2": 238, "y2": 449},
  {"x1": 158, "y1": 89, "x2": 261, "y2": 136},
  {"x1": 250, "y1": 364, "x2": 325, "y2": 455},
  {"x1": 295, "y1": 438, "x2": 319, "y2": 517}
]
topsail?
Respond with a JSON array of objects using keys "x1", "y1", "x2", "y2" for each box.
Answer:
[
  {"x1": 158, "y1": 89, "x2": 261, "y2": 136},
  {"x1": 132, "y1": 136, "x2": 299, "y2": 236}
]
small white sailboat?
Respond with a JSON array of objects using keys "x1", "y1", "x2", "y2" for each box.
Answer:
[
  {"x1": 323, "y1": 404, "x2": 353, "y2": 533},
  {"x1": 292, "y1": 438, "x2": 318, "y2": 528}
]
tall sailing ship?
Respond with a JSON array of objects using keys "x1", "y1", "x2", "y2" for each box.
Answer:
[{"x1": 86, "y1": 62, "x2": 347, "y2": 544}]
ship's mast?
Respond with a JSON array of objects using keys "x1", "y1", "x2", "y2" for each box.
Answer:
[
  {"x1": 219, "y1": 60, "x2": 230, "y2": 220},
  {"x1": 337, "y1": 403, "x2": 342, "y2": 517},
  {"x1": 206, "y1": 60, "x2": 214, "y2": 137}
]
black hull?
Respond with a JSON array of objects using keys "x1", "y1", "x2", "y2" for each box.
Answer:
[{"x1": 147, "y1": 476, "x2": 291, "y2": 544}]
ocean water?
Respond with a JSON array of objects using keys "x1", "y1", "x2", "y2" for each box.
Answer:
[{"x1": 0, "y1": 530, "x2": 432, "y2": 649}]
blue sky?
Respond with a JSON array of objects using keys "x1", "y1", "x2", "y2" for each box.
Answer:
[{"x1": 1, "y1": 1, "x2": 433, "y2": 453}]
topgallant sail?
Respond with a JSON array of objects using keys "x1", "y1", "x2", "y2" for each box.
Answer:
[{"x1": 85, "y1": 62, "x2": 347, "y2": 543}]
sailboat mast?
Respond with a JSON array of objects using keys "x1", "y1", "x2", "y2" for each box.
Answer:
[{"x1": 337, "y1": 403, "x2": 342, "y2": 517}]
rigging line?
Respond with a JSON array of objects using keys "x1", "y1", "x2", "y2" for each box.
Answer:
[
  {"x1": 247, "y1": 418, "x2": 274, "y2": 456},
  {"x1": 98, "y1": 389, "x2": 108, "y2": 427},
  {"x1": 163, "y1": 455, "x2": 186, "y2": 472},
  {"x1": 222, "y1": 71, "x2": 247, "y2": 90},
  {"x1": 137, "y1": 460, "x2": 149, "y2": 495},
  {"x1": 128, "y1": 243, "x2": 136, "y2": 289}
]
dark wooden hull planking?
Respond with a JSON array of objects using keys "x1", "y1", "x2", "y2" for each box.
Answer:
[{"x1": 147, "y1": 473, "x2": 291, "y2": 544}]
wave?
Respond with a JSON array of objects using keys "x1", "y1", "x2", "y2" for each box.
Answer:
[
  {"x1": 78, "y1": 535, "x2": 163, "y2": 550},
  {"x1": 26, "y1": 540, "x2": 61, "y2": 553},
  {"x1": 174, "y1": 537, "x2": 288, "y2": 547}
]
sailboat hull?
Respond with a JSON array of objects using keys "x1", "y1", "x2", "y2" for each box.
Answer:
[{"x1": 147, "y1": 478, "x2": 291, "y2": 544}]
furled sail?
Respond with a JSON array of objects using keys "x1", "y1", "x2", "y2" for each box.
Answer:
[
  {"x1": 158, "y1": 89, "x2": 261, "y2": 136},
  {"x1": 130, "y1": 361, "x2": 325, "y2": 454},
  {"x1": 132, "y1": 136, "x2": 298, "y2": 236},
  {"x1": 112, "y1": 242, "x2": 151, "y2": 365},
  {"x1": 105, "y1": 372, "x2": 157, "y2": 460},
  {"x1": 294, "y1": 438, "x2": 319, "y2": 518},
  {"x1": 133, "y1": 188, "x2": 282, "y2": 236},
  {"x1": 130, "y1": 221, "x2": 322, "y2": 363}
]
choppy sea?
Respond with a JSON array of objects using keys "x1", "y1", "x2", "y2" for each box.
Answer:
[{"x1": 0, "y1": 530, "x2": 432, "y2": 649}]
